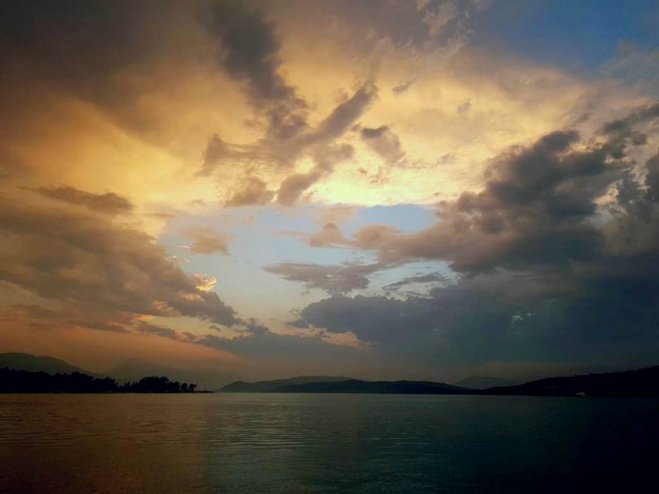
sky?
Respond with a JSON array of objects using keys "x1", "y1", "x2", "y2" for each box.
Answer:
[{"x1": 1, "y1": 0, "x2": 659, "y2": 387}]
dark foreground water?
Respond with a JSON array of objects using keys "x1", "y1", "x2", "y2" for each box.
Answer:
[{"x1": 0, "y1": 394, "x2": 657, "y2": 493}]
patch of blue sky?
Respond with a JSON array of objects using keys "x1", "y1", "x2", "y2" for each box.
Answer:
[
  {"x1": 471, "y1": 0, "x2": 659, "y2": 75},
  {"x1": 157, "y1": 204, "x2": 443, "y2": 319},
  {"x1": 161, "y1": 204, "x2": 437, "y2": 267},
  {"x1": 340, "y1": 204, "x2": 437, "y2": 236}
]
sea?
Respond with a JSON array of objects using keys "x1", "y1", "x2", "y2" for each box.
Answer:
[{"x1": 0, "y1": 393, "x2": 657, "y2": 493}]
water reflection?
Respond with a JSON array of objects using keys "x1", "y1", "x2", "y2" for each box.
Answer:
[
  {"x1": 1, "y1": 394, "x2": 658, "y2": 493},
  {"x1": 0, "y1": 394, "x2": 209, "y2": 493}
]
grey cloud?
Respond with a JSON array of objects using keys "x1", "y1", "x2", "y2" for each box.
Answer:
[
  {"x1": 392, "y1": 79, "x2": 415, "y2": 95},
  {"x1": 307, "y1": 84, "x2": 377, "y2": 146},
  {"x1": 602, "y1": 103, "x2": 659, "y2": 135},
  {"x1": 383, "y1": 273, "x2": 446, "y2": 292},
  {"x1": 186, "y1": 228, "x2": 230, "y2": 255},
  {"x1": 307, "y1": 222, "x2": 347, "y2": 247},
  {"x1": 198, "y1": 329, "x2": 360, "y2": 361},
  {"x1": 421, "y1": 0, "x2": 458, "y2": 37},
  {"x1": 225, "y1": 177, "x2": 274, "y2": 207},
  {"x1": 135, "y1": 320, "x2": 196, "y2": 343},
  {"x1": 4, "y1": 304, "x2": 129, "y2": 333},
  {"x1": 457, "y1": 100, "x2": 471, "y2": 114},
  {"x1": 276, "y1": 171, "x2": 322, "y2": 206},
  {"x1": 275, "y1": 145, "x2": 356, "y2": 206},
  {"x1": 645, "y1": 149, "x2": 659, "y2": 200},
  {"x1": 602, "y1": 47, "x2": 659, "y2": 98},
  {"x1": 294, "y1": 256, "x2": 659, "y2": 369},
  {"x1": 206, "y1": 0, "x2": 308, "y2": 141},
  {"x1": 203, "y1": 82, "x2": 372, "y2": 207},
  {"x1": 128, "y1": 318, "x2": 364, "y2": 365},
  {"x1": 312, "y1": 0, "x2": 484, "y2": 50},
  {"x1": 201, "y1": 134, "x2": 232, "y2": 176},
  {"x1": 360, "y1": 125, "x2": 405, "y2": 163},
  {"x1": 208, "y1": 0, "x2": 296, "y2": 103},
  {"x1": 0, "y1": 0, "x2": 204, "y2": 139},
  {"x1": 264, "y1": 262, "x2": 382, "y2": 295},
  {"x1": 0, "y1": 196, "x2": 236, "y2": 326},
  {"x1": 37, "y1": 186, "x2": 133, "y2": 215},
  {"x1": 0, "y1": 1, "x2": 155, "y2": 92},
  {"x1": 273, "y1": 86, "x2": 375, "y2": 205}
]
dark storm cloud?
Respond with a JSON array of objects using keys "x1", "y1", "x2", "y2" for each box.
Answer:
[
  {"x1": 207, "y1": 0, "x2": 296, "y2": 103},
  {"x1": 601, "y1": 103, "x2": 659, "y2": 135},
  {"x1": 295, "y1": 242, "x2": 659, "y2": 369},
  {"x1": 0, "y1": 194, "x2": 236, "y2": 326},
  {"x1": 293, "y1": 272, "x2": 552, "y2": 363},
  {"x1": 206, "y1": 0, "x2": 308, "y2": 141},
  {"x1": 37, "y1": 186, "x2": 133, "y2": 215},
  {"x1": 0, "y1": 0, "x2": 182, "y2": 112},
  {"x1": 645, "y1": 149, "x2": 659, "y2": 200},
  {"x1": 0, "y1": 1, "x2": 134, "y2": 73},
  {"x1": 0, "y1": 1, "x2": 227, "y2": 149},
  {"x1": 349, "y1": 128, "x2": 633, "y2": 273},
  {"x1": 290, "y1": 107, "x2": 659, "y2": 369}
]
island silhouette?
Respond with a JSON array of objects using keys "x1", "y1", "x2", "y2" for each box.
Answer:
[{"x1": 0, "y1": 368, "x2": 197, "y2": 393}]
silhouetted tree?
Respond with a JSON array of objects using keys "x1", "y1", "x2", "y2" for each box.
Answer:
[{"x1": 0, "y1": 368, "x2": 199, "y2": 393}]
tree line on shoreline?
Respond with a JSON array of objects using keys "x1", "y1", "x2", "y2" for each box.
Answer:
[{"x1": 0, "y1": 368, "x2": 197, "y2": 393}]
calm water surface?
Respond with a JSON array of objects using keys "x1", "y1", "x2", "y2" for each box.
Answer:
[{"x1": 0, "y1": 393, "x2": 657, "y2": 493}]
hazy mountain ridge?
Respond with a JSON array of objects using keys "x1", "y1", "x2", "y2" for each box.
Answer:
[
  {"x1": 220, "y1": 377, "x2": 467, "y2": 394},
  {"x1": 454, "y1": 376, "x2": 521, "y2": 389},
  {"x1": 277, "y1": 379, "x2": 468, "y2": 394},
  {"x1": 0, "y1": 353, "x2": 96, "y2": 376},
  {"x1": 4, "y1": 353, "x2": 659, "y2": 397},
  {"x1": 221, "y1": 366, "x2": 659, "y2": 397},
  {"x1": 220, "y1": 376, "x2": 351, "y2": 392}
]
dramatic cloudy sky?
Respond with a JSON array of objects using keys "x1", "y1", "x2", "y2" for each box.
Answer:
[{"x1": 1, "y1": 0, "x2": 659, "y2": 386}]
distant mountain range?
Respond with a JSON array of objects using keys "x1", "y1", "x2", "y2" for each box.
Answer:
[
  {"x1": 221, "y1": 376, "x2": 467, "y2": 394},
  {"x1": 482, "y1": 366, "x2": 659, "y2": 397},
  {"x1": 3, "y1": 353, "x2": 659, "y2": 397},
  {"x1": 221, "y1": 366, "x2": 659, "y2": 397},
  {"x1": 453, "y1": 376, "x2": 521, "y2": 389},
  {"x1": 0, "y1": 352, "x2": 95, "y2": 375},
  {"x1": 221, "y1": 376, "x2": 351, "y2": 392}
]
